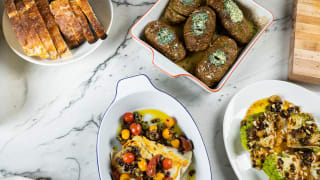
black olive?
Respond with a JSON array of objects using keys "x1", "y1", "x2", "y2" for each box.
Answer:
[{"x1": 189, "y1": 170, "x2": 196, "y2": 176}]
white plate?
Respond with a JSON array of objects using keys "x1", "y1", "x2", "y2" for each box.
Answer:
[
  {"x1": 131, "y1": 0, "x2": 274, "y2": 93},
  {"x1": 96, "y1": 74, "x2": 212, "y2": 180},
  {"x1": 223, "y1": 80, "x2": 320, "y2": 180},
  {"x1": 2, "y1": 0, "x2": 113, "y2": 66}
]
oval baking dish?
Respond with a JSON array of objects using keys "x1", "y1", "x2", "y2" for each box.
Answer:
[{"x1": 96, "y1": 74, "x2": 212, "y2": 179}]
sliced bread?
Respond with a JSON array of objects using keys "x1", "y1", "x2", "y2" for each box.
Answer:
[
  {"x1": 35, "y1": 0, "x2": 71, "y2": 58},
  {"x1": 70, "y1": 0, "x2": 96, "y2": 44},
  {"x1": 15, "y1": 0, "x2": 48, "y2": 58},
  {"x1": 23, "y1": 0, "x2": 58, "y2": 59},
  {"x1": 76, "y1": 0, "x2": 107, "y2": 40},
  {"x1": 49, "y1": 0, "x2": 84, "y2": 49}
]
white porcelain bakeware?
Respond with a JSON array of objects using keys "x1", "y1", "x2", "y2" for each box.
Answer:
[
  {"x1": 131, "y1": 0, "x2": 274, "y2": 92},
  {"x1": 96, "y1": 74, "x2": 212, "y2": 180}
]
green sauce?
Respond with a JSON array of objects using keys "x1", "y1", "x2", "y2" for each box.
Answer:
[
  {"x1": 224, "y1": 0, "x2": 243, "y2": 23},
  {"x1": 191, "y1": 12, "x2": 208, "y2": 35},
  {"x1": 181, "y1": 0, "x2": 194, "y2": 5},
  {"x1": 157, "y1": 28, "x2": 175, "y2": 45},
  {"x1": 209, "y1": 50, "x2": 227, "y2": 66}
]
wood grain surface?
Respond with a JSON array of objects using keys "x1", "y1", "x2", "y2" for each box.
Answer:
[{"x1": 289, "y1": 0, "x2": 320, "y2": 84}]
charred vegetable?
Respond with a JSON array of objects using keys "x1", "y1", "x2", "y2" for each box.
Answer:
[
  {"x1": 164, "y1": 0, "x2": 202, "y2": 24},
  {"x1": 184, "y1": 6, "x2": 216, "y2": 52},
  {"x1": 207, "y1": 0, "x2": 256, "y2": 44},
  {"x1": 145, "y1": 21, "x2": 186, "y2": 61},
  {"x1": 195, "y1": 35, "x2": 238, "y2": 87}
]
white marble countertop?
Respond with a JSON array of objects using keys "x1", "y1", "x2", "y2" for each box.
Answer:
[{"x1": 1, "y1": 0, "x2": 320, "y2": 179}]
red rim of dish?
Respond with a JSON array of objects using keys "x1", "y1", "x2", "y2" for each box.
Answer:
[{"x1": 130, "y1": 0, "x2": 274, "y2": 92}]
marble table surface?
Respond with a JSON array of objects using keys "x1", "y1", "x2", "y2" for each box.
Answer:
[{"x1": 1, "y1": 0, "x2": 320, "y2": 179}]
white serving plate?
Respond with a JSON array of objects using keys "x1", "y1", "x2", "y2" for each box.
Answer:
[
  {"x1": 2, "y1": 0, "x2": 113, "y2": 66},
  {"x1": 223, "y1": 80, "x2": 320, "y2": 180},
  {"x1": 96, "y1": 74, "x2": 212, "y2": 180},
  {"x1": 130, "y1": 0, "x2": 274, "y2": 93}
]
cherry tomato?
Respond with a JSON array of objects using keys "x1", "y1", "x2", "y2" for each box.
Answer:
[
  {"x1": 162, "y1": 158, "x2": 173, "y2": 170},
  {"x1": 123, "y1": 112, "x2": 134, "y2": 123},
  {"x1": 123, "y1": 152, "x2": 135, "y2": 164},
  {"x1": 147, "y1": 154, "x2": 161, "y2": 177},
  {"x1": 137, "y1": 158, "x2": 147, "y2": 172},
  {"x1": 170, "y1": 139, "x2": 180, "y2": 149},
  {"x1": 154, "y1": 173, "x2": 165, "y2": 180},
  {"x1": 121, "y1": 129, "x2": 130, "y2": 140},
  {"x1": 120, "y1": 174, "x2": 131, "y2": 180},
  {"x1": 130, "y1": 123, "x2": 142, "y2": 136},
  {"x1": 164, "y1": 178, "x2": 173, "y2": 180},
  {"x1": 162, "y1": 128, "x2": 173, "y2": 139},
  {"x1": 164, "y1": 117, "x2": 175, "y2": 128}
]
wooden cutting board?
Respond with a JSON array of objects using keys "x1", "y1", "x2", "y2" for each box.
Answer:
[{"x1": 289, "y1": 0, "x2": 320, "y2": 84}]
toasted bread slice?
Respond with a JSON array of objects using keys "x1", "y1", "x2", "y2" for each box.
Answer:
[
  {"x1": 76, "y1": 0, "x2": 107, "y2": 40},
  {"x1": 50, "y1": 0, "x2": 84, "y2": 49},
  {"x1": 63, "y1": 0, "x2": 86, "y2": 45},
  {"x1": 15, "y1": 0, "x2": 48, "y2": 58},
  {"x1": 35, "y1": 0, "x2": 71, "y2": 58},
  {"x1": 70, "y1": 0, "x2": 96, "y2": 44},
  {"x1": 4, "y1": 0, "x2": 34, "y2": 56},
  {"x1": 23, "y1": 0, "x2": 58, "y2": 59}
]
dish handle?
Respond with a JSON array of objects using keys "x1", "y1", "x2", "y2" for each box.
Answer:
[{"x1": 115, "y1": 74, "x2": 156, "y2": 100}]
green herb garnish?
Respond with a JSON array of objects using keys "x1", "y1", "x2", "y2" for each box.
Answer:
[
  {"x1": 181, "y1": 0, "x2": 194, "y2": 5},
  {"x1": 224, "y1": 0, "x2": 243, "y2": 23},
  {"x1": 209, "y1": 50, "x2": 227, "y2": 66},
  {"x1": 157, "y1": 28, "x2": 175, "y2": 45},
  {"x1": 191, "y1": 12, "x2": 208, "y2": 35}
]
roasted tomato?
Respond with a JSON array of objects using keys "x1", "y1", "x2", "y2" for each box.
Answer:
[
  {"x1": 123, "y1": 152, "x2": 135, "y2": 164},
  {"x1": 162, "y1": 158, "x2": 173, "y2": 170},
  {"x1": 130, "y1": 123, "x2": 142, "y2": 136},
  {"x1": 147, "y1": 154, "x2": 161, "y2": 177},
  {"x1": 124, "y1": 112, "x2": 134, "y2": 123}
]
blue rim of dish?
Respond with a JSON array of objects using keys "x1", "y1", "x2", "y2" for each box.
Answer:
[{"x1": 96, "y1": 74, "x2": 213, "y2": 180}]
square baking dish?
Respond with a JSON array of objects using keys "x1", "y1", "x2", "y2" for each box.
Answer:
[{"x1": 130, "y1": 0, "x2": 274, "y2": 93}]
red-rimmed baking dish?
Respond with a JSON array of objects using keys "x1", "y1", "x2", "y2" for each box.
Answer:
[{"x1": 130, "y1": 0, "x2": 274, "y2": 93}]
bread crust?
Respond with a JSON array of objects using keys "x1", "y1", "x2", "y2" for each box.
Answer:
[
  {"x1": 77, "y1": 0, "x2": 106, "y2": 40},
  {"x1": 23, "y1": 0, "x2": 58, "y2": 59},
  {"x1": 35, "y1": 0, "x2": 71, "y2": 58},
  {"x1": 50, "y1": 0, "x2": 85, "y2": 49},
  {"x1": 70, "y1": 0, "x2": 97, "y2": 44},
  {"x1": 4, "y1": 0, "x2": 33, "y2": 56},
  {"x1": 15, "y1": 0, "x2": 49, "y2": 58}
]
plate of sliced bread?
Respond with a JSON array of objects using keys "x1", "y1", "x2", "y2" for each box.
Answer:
[{"x1": 2, "y1": 0, "x2": 113, "y2": 65}]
